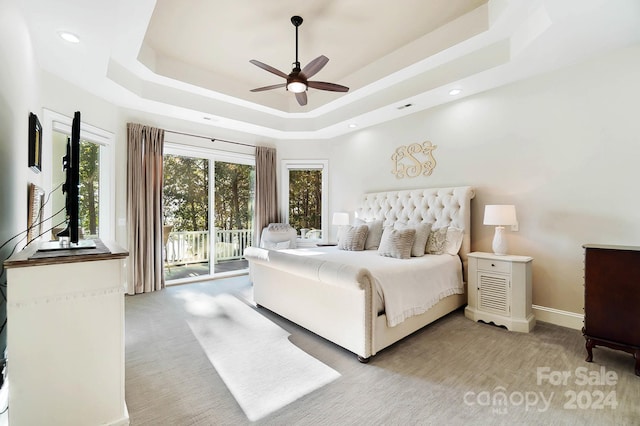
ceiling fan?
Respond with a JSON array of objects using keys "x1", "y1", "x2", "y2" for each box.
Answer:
[{"x1": 250, "y1": 15, "x2": 349, "y2": 106}]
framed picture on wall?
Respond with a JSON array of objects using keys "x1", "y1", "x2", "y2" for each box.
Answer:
[{"x1": 28, "y1": 112, "x2": 42, "y2": 172}]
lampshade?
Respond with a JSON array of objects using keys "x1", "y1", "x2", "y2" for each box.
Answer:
[
  {"x1": 332, "y1": 212, "x2": 349, "y2": 226},
  {"x1": 483, "y1": 205, "x2": 517, "y2": 226}
]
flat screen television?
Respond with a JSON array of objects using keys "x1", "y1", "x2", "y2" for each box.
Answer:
[
  {"x1": 56, "y1": 111, "x2": 81, "y2": 244},
  {"x1": 39, "y1": 111, "x2": 95, "y2": 251}
]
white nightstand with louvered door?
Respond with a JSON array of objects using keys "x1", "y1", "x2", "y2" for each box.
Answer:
[{"x1": 465, "y1": 252, "x2": 535, "y2": 332}]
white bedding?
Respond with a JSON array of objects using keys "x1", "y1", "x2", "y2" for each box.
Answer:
[{"x1": 278, "y1": 246, "x2": 464, "y2": 327}]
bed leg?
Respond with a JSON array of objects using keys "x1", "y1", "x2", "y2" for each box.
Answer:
[{"x1": 357, "y1": 355, "x2": 370, "y2": 363}]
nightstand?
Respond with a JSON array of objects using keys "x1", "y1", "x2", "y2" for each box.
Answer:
[{"x1": 464, "y1": 252, "x2": 535, "y2": 332}]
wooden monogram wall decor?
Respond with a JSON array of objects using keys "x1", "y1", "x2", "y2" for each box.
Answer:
[{"x1": 391, "y1": 141, "x2": 437, "y2": 179}]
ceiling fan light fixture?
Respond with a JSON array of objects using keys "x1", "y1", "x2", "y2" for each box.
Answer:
[
  {"x1": 250, "y1": 15, "x2": 348, "y2": 106},
  {"x1": 287, "y1": 81, "x2": 307, "y2": 93}
]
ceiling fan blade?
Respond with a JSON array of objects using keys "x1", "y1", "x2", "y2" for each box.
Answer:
[
  {"x1": 249, "y1": 59, "x2": 288, "y2": 79},
  {"x1": 301, "y1": 55, "x2": 329, "y2": 79},
  {"x1": 307, "y1": 81, "x2": 349, "y2": 92},
  {"x1": 250, "y1": 83, "x2": 287, "y2": 92},
  {"x1": 295, "y1": 92, "x2": 308, "y2": 106}
]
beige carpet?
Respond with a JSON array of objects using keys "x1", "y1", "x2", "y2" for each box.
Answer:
[{"x1": 125, "y1": 276, "x2": 640, "y2": 425}]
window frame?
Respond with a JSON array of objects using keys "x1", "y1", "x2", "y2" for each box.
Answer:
[
  {"x1": 42, "y1": 109, "x2": 115, "y2": 240},
  {"x1": 280, "y1": 159, "x2": 329, "y2": 243}
]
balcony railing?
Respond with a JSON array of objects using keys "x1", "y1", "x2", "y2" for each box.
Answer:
[{"x1": 165, "y1": 229, "x2": 253, "y2": 267}]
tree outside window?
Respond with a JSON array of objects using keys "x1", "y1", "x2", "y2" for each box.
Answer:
[{"x1": 288, "y1": 169, "x2": 322, "y2": 232}]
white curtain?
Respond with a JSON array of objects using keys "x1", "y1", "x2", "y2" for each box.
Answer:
[
  {"x1": 126, "y1": 123, "x2": 165, "y2": 294},
  {"x1": 254, "y1": 146, "x2": 278, "y2": 246}
]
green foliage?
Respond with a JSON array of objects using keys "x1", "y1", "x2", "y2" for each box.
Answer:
[
  {"x1": 163, "y1": 155, "x2": 209, "y2": 231},
  {"x1": 78, "y1": 141, "x2": 99, "y2": 237},
  {"x1": 288, "y1": 169, "x2": 322, "y2": 231},
  {"x1": 162, "y1": 155, "x2": 254, "y2": 232},
  {"x1": 214, "y1": 161, "x2": 254, "y2": 231}
]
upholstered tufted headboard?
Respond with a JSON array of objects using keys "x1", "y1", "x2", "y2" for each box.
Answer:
[{"x1": 354, "y1": 186, "x2": 475, "y2": 278}]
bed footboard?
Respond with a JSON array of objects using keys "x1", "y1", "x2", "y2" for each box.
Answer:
[{"x1": 246, "y1": 247, "x2": 376, "y2": 359}]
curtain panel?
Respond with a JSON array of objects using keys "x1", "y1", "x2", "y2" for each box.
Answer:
[
  {"x1": 126, "y1": 123, "x2": 165, "y2": 294},
  {"x1": 254, "y1": 146, "x2": 278, "y2": 246}
]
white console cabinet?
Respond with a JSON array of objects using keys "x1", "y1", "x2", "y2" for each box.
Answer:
[
  {"x1": 4, "y1": 240, "x2": 129, "y2": 426},
  {"x1": 464, "y1": 252, "x2": 535, "y2": 332}
]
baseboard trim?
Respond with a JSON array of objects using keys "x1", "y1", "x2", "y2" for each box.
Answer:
[{"x1": 532, "y1": 305, "x2": 583, "y2": 330}]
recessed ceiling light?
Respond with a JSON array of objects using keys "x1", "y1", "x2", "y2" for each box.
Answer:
[
  {"x1": 348, "y1": 123, "x2": 358, "y2": 128},
  {"x1": 58, "y1": 31, "x2": 80, "y2": 43},
  {"x1": 449, "y1": 88, "x2": 462, "y2": 96}
]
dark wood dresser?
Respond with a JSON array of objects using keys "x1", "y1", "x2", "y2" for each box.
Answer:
[{"x1": 583, "y1": 244, "x2": 640, "y2": 376}]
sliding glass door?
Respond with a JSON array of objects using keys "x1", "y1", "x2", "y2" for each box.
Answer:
[
  {"x1": 162, "y1": 145, "x2": 254, "y2": 283},
  {"x1": 163, "y1": 153, "x2": 210, "y2": 281},
  {"x1": 213, "y1": 161, "x2": 254, "y2": 273}
]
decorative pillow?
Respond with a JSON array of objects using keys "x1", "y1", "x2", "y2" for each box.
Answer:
[
  {"x1": 378, "y1": 227, "x2": 416, "y2": 259},
  {"x1": 426, "y1": 227, "x2": 448, "y2": 255},
  {"x1": 354, "y1": 218, "x2": 384, "y2": 250},
  {"x1": 394, "y1": 221, "x2": 432, "y2": 257},
  {"x1": 444, "y1": 227, "x2": 464, "y2": 255},
  {"x1": 337, "y1": 225, "x2": 369, "y2": 251}
]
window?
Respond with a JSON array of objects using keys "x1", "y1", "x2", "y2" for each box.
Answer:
[
  {"x1": 49, "y1": 133, "x2": 101, "y2": 238},
  {"x1": 42, "y1": 109, "x2": 114, "y2": 240},
  {"x1": 281, "y1": 160, "x2": 328, "y2": 242}
]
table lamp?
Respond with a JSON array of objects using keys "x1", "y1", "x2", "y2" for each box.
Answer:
[
  {"x1": 332, "y1": 212, "x2": 349, "y2": 241},
  {"x1": 483, "y1": 205, "x2": 517, "y2": 255}
]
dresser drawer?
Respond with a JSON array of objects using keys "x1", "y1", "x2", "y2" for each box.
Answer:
[{"x1": 477, "y1": 258, "x2": 511, "y2": 274}]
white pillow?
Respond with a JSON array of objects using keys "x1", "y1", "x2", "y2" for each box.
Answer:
[
  {"x1": 354, "y1": 218, "x2": 384, "y2": 250},
  {"x1": 444, "y1": 227, "x2": 464, "y2": 255},
  {"x1": 378, "y1": 227, "x2": 416, "y2": 259},
  {"x1": 394, "y1": 221, "x2": 432, "y2": 257}
]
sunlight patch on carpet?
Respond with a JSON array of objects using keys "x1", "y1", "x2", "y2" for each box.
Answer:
[{"x1": 183, "y1": 293, "x2": 340, "y2": 421}]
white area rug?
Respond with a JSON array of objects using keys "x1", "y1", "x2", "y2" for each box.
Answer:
[{"x1": 181, "y1": 292, "x2": 340, "y2": 421}]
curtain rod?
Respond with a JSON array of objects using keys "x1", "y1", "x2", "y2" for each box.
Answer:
[{"x1": 164, "y1": 129, "x2": 256, "y2": 148}]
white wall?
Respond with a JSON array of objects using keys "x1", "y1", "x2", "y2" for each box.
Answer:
[
  {"x1": 276, "y1": 44, "x2": 640, "y2": 316},
  {"x1": 0, "y1": 0, "x2": 42, "y2": 351},
  {"x1": 0, "y1": 0, "x2": 41, "y2": 239}
]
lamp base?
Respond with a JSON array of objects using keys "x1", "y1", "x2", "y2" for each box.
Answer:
[{"x1": 492, "y1": 226, "x2": 508, "y2": 255}]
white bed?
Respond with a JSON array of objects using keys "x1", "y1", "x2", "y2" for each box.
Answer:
[{"x1": 245, "y1": 186, "x2": 475, "y2": 362}]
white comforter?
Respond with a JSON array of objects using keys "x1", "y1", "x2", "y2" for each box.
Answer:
[{"x1": 277, "y1": 247, "x2": 464, "y2": 327}]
